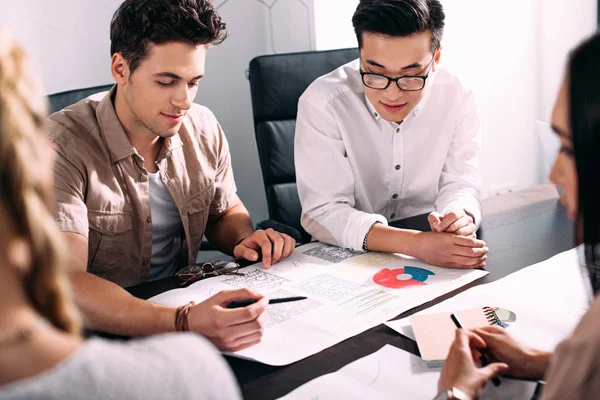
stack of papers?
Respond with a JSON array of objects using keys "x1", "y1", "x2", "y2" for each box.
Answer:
[{"x1": 150, "y1": 242, "x2": 487, "y2": 365}]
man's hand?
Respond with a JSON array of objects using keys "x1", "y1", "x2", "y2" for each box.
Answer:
[
  {"x1": 233, "y1": 228, "x2": 296, "y2": 269},
  {"x1": 438, "y1": 329, "x2": 509, "y2": 400},
  {"x1": 412, "y1": 231, "x2": 488, "y2": 269},
  {"x1": 188, "y1": 288, "x2": 268, "y2": 352},
  {"x1": 472, "y1": 326, "x2": 551, "y2": 380},
  {"x1": 429, "y1": 209, "x2": 476, "y2": 237}
]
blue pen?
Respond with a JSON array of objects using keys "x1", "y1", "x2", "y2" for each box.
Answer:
[{"x1": 450, "y1": 313, "x2": 502, "y2": 387}]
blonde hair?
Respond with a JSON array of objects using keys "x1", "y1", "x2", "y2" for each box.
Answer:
[{"x1": 0, "y1": 28, "x2": 80, "y2": 335}]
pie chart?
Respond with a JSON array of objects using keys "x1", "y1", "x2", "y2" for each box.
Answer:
[{"x1": 373, "y1": 266, "x2": 435, "y2": 289}]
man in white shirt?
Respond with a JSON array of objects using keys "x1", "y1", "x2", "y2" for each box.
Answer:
[{"x1": 295, "y1": 0, "x2": 488, "y2": 269}]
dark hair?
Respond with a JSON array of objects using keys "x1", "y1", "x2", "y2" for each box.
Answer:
[
  {"x1": 110, "y1": 0, "x2": 228, "y2": 73},
  {"x1": 569, "y1": 32, "x2": 600, "y2": 293},
  {"x1": 352, "y1": 0, "x2": 444, "y2": 53}
]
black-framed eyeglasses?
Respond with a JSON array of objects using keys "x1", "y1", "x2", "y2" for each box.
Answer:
[
  {"x1": 176, "y1": 260, "x2": 244, "y2": 286},
  {"x1": 360, "y1": 55, "x2": 435, "y2": 91}
]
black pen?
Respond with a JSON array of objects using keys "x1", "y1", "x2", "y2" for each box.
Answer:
[
  {"x1": 450, "y1": 313, "x2": 502, "y2": 387},
  {"x1": 226, "y1": 296, "x2": 307, "y2": 309}
]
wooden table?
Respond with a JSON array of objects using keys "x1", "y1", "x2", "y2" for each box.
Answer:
[{"x1": 127, "y1": 185, "x2": 573, "y2": 399}]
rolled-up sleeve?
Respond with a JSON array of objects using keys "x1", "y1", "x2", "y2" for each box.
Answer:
[
  {"x1": 295, "y1": 98, "x2": 387, "y2": 251},
  {"x1": 51, "y1": 141, "x2": 89, "y2": 238},
  {"x1": 435, "y1": 89, "x2": 483, "y2": 226},
  {"x1": 209, "y1": 122, "x2": 237, "y2": 215}
]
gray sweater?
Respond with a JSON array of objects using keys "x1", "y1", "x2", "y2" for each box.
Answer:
[{"x1": 0, "y1": 333, "x2": 241, "y2": 400}]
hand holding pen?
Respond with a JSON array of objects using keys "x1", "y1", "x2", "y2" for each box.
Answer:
[
  {"x1": 227, "y1": 296, "x2": 307, "y2": 308},
  {"x1": 450, "y1": 313, "x2": 503, "y2": 387},
  {"x1": 437, "y1": 315, "x2": 509, "y2": 399}
]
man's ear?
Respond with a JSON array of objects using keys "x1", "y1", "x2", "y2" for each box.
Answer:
[
  {"x1": 432, "y1": 45, "x2": 442, "y2": 72},
  {"x1": 111, "y1": 53, "x2": 129, "y2": 85}
]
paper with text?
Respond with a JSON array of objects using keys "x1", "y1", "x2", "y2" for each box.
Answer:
[{"x1": 149, "y1": 242, "x2": 488, "y2": 365}]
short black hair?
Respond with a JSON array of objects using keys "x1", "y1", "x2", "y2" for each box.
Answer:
[
  {"x1": 569, "y1": 32, "x2": 600, "y2": 293},
  {"x1": 352, "y1": 0, "x2": 445, "y2": 53},
  {"x1": 110, "y1": 0, "x2": 228, "y2": 74}
]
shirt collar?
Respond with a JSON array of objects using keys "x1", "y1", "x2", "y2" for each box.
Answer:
[
  {"x1": 363, "y1": 95, "x2": 423, "y2": 126},
  {"x1": 96, "y1": 85, "x2": 183, "y2": 163}
]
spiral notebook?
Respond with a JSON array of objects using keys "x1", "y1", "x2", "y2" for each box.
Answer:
[{"x1": 409, "y1": 307, "x2": 502, "y2": 367}]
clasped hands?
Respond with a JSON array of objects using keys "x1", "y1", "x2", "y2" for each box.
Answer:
[{"x1": 415, "y1": 209, "x2": 488, "y2": 269}]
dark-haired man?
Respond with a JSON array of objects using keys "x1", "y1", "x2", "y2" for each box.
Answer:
[
  {"x1": 295, "y1": 0, "x2": 488, "y2": 269},
  {"x1": 47, "y1": 0, "x2": 294, "y2": 351}
]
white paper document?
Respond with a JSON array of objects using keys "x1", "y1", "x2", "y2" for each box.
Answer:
[
  {"x1": 277, "y1": 344, "x2": 537, "y2": 400},
  {"x1": 149, "y1": 242, "x2": 488, "y2": 365},
  {"x1": 386, "y1": 247, "x2": 591, "y2": 354}
]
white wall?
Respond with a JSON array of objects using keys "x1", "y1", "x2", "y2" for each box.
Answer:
[
  {"x1": 313, "y1": 0, "x2": 359, "y2": 50},
  {"x1": 441, "y1": 0, "x2": 541, "y2": 196},
  {"x1": 539, "y1": 0, "x2": 598, "y2": 122},
  {"x1": 0, "y1": 0, "x2": 120, "y2": 92},
  {"x1": 0, "y1": 0, "x2": 316, "y2": 224},
  {"x1": 313, "y1": 0, "x2": 598, "y2": 196}
]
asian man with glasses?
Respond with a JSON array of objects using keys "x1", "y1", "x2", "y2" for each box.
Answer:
[{"x1": 295, "y1": 0, "x2": 488, "y2": 269}]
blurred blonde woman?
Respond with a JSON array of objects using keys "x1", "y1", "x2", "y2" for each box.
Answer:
[{"x1": 0, "y1": 28, "x2": 240, "y2": 400}]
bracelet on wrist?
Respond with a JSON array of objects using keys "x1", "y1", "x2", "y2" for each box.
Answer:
[
  {"x1": 174, "y1": 301, "x2": 196, "y2": 332},
  {"x1": 362, "y1": 221, "x2": 382, "y2": 251}
]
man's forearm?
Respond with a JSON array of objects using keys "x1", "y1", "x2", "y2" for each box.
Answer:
[
  {"x1": 365, "y1": 224, "x2": 420, "y2": 255},
  {"x1": 204, "y1": 202, "x2": 255, "y2": 255},
  {"x1": 69, "y1": 271, "x2": 176, "y2": 337}
]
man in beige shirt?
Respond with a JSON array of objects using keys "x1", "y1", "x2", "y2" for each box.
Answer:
[{"x1": 47, "y1": 0, "x2": 295, "y2": 351}]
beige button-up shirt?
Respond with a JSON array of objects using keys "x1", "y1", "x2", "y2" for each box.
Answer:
[{"x1": 47, "y1": 86, "x2": 237, "y2": 287}]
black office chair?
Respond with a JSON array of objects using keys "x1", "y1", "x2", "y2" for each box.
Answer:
[
  {"x1": 48, "y1": 84, "x2": 114, "y2": 115},
  {"x1": 248, "y1": 48, "x2": 359, "y2": 244}
]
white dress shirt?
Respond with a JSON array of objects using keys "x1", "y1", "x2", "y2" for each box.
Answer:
[{"x1": 295, "y1": 59, "x2": 482, "y2": 252}]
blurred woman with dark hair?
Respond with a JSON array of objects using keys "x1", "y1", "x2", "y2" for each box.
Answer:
[
  {"x1": 436, "y1": 32, "x2": 600, "y2": 400},
  {"x1": 0, "y1": 28, "x2": 240, "y2": 400}
]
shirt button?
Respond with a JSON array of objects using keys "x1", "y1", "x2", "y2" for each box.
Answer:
[
  {"x1": 142, "y1": 259, "x2": 149, "y2": 266},
  {"x1": 147, "y1": 216, "x2": 152, "y2": 223},
  {"x1": 392, "y1": 193, "x2": 398, "y2": 199},
  {"x1": 140, "y1": 173, "x2": 148, "y2": 181},
  {"x1": 391, "y1": 213, "x2": 396, "y2": 219},
  {"x1": 108, "y1": 225, "x2": 114, "y2": 233},
  {"x1": 396, "y1": 128, "x2": 400, "y2": 133},
  {"x1": 395, "y1": 165, "x2": 401, "y2": 170}
]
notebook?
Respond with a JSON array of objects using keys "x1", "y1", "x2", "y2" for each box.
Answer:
[{"x1": 410, "y1": 307, "x2": 503, "y2": 367}]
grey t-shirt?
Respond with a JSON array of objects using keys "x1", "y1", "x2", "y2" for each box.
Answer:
[
  {"x1": 0, "y1": 333, "x2": 241, "y2": 400},
  {"x1": 148, "y1": 170, "x2": 183, "y2": 281}
]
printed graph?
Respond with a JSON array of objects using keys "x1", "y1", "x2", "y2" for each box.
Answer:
[{"x1": 373, "y1": 266, "x2": 435, "y2": 289}]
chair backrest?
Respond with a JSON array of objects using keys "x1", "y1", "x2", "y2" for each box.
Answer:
[
  {"x1": 48, "y1": 84, "x2": 114, "y2": 114},
  {"x1": 248, "y1": 48, "x2": 359, "y2": 243}
]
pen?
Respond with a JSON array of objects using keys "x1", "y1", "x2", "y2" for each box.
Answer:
[
  {"x1": 226, "y1": 296, "x2": 307, "y2": 309},
  {"x1": 450, "y1": 313, "x2": 502, "y2": 387}
]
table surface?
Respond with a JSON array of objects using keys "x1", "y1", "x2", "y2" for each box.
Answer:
[{"x1": 127, "y1": 185, "x2": 573, "y2": 400}]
